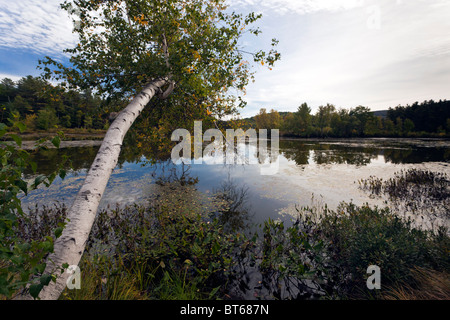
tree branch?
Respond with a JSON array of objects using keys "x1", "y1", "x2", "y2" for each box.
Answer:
[
  {"x1": 158, "y1": 81, "x2": 175, "y2": 99},
  {"x1": 162, "y1": 32, "x2": 171, "y2": 70}
]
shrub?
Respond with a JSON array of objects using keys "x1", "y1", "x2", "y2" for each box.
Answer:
[
  {"x1": 314, "y1": 203, "x2": 449, "y2": 298},
  {"x1": 68, "y1": 200, "x2": 252, "y2": 300},
  {"x1": 0, "y1": 120, "x2": 67, "y2": 299}
]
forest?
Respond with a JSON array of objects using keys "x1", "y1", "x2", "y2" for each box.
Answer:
[
  {"x1": 2, "y1": 76, "x2": 449, "y2": 138},
  {"x1": 248, "y1": 101, "x2": 450, "y2": 138},
  {"x1": 0, "y1": 76, "x2": 115, "y2": 131}
]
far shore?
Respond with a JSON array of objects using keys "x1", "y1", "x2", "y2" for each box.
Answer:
[
  {"x1": 3, "y1": 128, "x2": 450, "y2": 150},
  {"x1": 19, "y1": 139, "x2": 104, "y2": 150}
]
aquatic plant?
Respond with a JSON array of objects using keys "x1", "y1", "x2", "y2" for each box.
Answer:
[{"x1": 358, "y1": 168, "x2": 450, "y2": 229}]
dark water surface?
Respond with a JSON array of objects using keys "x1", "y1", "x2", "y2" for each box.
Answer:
[{"x1": 21, "y1": 138, "x2": 450, "y2": 226}]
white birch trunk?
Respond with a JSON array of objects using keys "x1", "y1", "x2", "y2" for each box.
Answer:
[{"x1": 17, "y1": 77, "x2": 169, "y2": 300}]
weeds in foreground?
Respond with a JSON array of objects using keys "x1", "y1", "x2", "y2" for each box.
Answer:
[
  {"x1": 383, "y1": 267, "x2": 450, "y2": 300},
  {"x1": 60, "y1": 201, "x2": 252, "y2": 300},
  {"x1": 6, "y1": 170, "x2": 450, "y2": 300},
  {"x1": 61, "y1": 201, "x2": 449, "y2": 300},
  {"x1": 60, "y1": 256, "x2": 148, "y2": 300}
]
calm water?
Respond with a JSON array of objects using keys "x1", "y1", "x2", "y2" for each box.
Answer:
[{"x1": 21, "y1": 138, "x2": 450, "y2": 226}]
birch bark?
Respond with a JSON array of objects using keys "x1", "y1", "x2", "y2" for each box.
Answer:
[{"x1": 17, "y1": 77, "x2": 169, "y2": 300}]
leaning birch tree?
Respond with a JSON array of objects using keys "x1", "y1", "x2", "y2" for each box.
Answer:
[{"x1": 19, "y1": 0, "x2": 279, "y2": 300}]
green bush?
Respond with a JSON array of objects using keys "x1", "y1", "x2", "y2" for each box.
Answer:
[
  {"x1": 315, "y1": 203, "x2": 449, "y2": 298},
  {"x1": 73, "y1": 202, "x2": 252, "y2": 300},
  {"x1": 0, "y1": 120, "x2": 67, "y2": 299}
]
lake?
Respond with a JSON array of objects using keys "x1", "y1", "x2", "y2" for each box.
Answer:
[{"x1": 21, "y1": 137, "x2": 450, "y2": 228}]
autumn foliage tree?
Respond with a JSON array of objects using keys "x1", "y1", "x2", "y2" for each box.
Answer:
[
  {"x1": 19, "y1": 0, "x2": 279, "y2": 300},
  {"x1": 41, "y1": 0, "x2": 279, "y2": 127}
]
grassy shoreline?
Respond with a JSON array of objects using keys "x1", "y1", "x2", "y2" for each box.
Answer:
[
  {"x1": 4, "y1": 127, "x2": 450, "y2": 142},
  {"x1": 1, "y1": 128, "x2": 107, "y2": 141}
]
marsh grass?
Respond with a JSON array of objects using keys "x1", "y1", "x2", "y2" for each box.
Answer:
[
  {"x1": 383, "y1": 267, "x2": 450, "y2": 300},
  {"x1": 60, "y1": 255, "x2": 148, "y2": 300},
  {"x1": 358, "y1": 169, "x2": 450, "y2": 229}
]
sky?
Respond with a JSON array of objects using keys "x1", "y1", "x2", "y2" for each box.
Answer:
[{"x1": 1, "y1": 0, "x2": 449, "y2": 118}]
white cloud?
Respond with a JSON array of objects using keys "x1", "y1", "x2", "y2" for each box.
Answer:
[
  {"x1": 1, "y1": 0, "x2": 449, "y2": 116},
  {"x1": 0, "y1": 73, "x2": 22, "y2": 82},
  {"x1": 0, "y1": 0, "x2": 76, "y2": 55},
  {"x1": 228, "y1": 0, "x2": 365, "y2": 15},
  {"x1": 231, "y1": 0, "x2": 450, "y2": 115}
]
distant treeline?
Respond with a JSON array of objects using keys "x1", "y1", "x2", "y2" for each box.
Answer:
[
  {"x1": 2, "y1": 76, "x2": 449, "y2": 138},
  {"x1": 0, "y1": 76, "x2": 121, "y2": 131},
  {"x1": 245, "y1": 100, "x2": 450, "y2": 138}
]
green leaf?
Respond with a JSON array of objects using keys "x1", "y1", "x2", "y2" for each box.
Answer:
[
  {"x1": 208, "y1": 286, "x2": 221, "y2": 299},
  {"x1": 39, "y1": 240, "x2": 53, "y2": 253},
  {"x1": 47, "y1": 172, "x2": 57, "y2": 185},
  {"x1": 29, "y1": 283, "x2": 43, "y2": 299},
  {"x1": 51, "y1": 136, "x2": 61, "y2": 148},
  {"x1": 34, "y1": 175, "x2": 47, "y2": 188},
  {"x1": 15, "y1": 179, "x2": 28, "y2": 195},
  {"x1": 39, "y1": 274, "x2": 52, "y2": 286},
  {"x1": 59, "y1": 169, "x2": 67, "y2": 180},
  {"x1": 10, "y1": 134, "x2": 22, "y2": 147},
  {"x1": 0, "y1": 123, "x2": 7, "y2": 138},
  {"x1": 30, "y1": 161, "x2": 37, "y2": 173},
  {"x1": 54, "y1": 227, "x2": 63, "y2": 239},
  {"x1": 212, "y1": 241, "x2": 220, "y2": 255},
  {"x1": 18, "y1": 243, "x2": 31, "y2": 252},
  {"x1": 15, "y1": 122, "x2": 26, "y2": 133}
]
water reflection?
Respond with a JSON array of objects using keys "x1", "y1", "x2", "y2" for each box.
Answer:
[
  {"x1": 211, "y1": 176, "x2": 253, "y2": 233},
  {"x1": 23, "y1": 146, "x2": 100, "y2": 177},
  {"x1": 281, "y1": 142, "x2": 379, "y2": 167},
  {"x1": 21, "y1": 138, "x2": 450, "y2": 225},
  {"x1": 279, "y1": 139, "x2": 450, "y2": 166},
  {"x1": 25, "y1": 138, "x2": 450, "y2": 178}
]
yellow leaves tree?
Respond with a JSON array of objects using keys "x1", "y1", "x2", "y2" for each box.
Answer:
[{"x1": 255, "y1": 108, "x2": 282, "y2": 130}]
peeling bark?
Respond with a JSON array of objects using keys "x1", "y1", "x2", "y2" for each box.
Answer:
[{"x1": 16, "y1": 77, "x2": 170, "y2": 300}]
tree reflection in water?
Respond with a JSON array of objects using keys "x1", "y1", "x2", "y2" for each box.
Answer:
[
  {"x1": 212, "y1": 175, "x2": 253, "y2": 233},
  {"x1": 142, "y1": 161, "x2": 253, "y2": 235}
]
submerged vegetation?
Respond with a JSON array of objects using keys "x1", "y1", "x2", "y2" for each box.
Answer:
[
  {"x1": 359, "y1": 168, "x2": 450, "y2": 229},
  {"x1": 5, "y1": 172, "x2": 449, "y2": 300}
]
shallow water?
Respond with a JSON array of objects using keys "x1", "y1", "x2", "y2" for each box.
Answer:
[{"x1": 21, "y1": 137, "x2": 450, "y2": 226}]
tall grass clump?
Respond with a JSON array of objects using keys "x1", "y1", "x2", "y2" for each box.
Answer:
[{"x1": 383, "y1": 267, "x2": 450, "y2": 300}]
